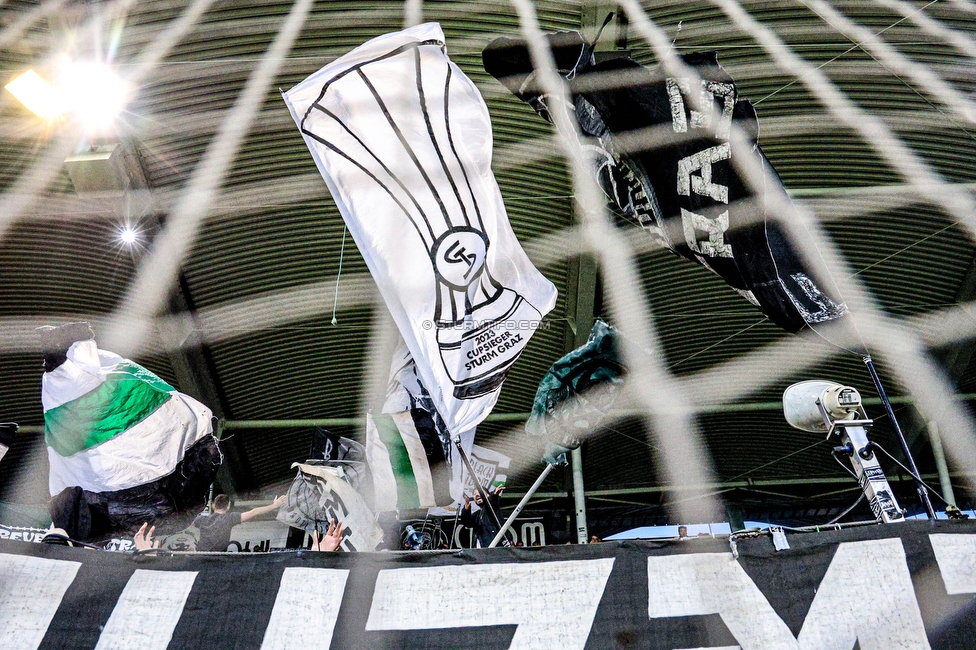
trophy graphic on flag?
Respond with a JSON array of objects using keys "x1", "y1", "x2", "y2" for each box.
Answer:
[
  {"x1": 429, "y1": 224, "x2": 541, "y2": 398},
  {"x1": 291, "y1": 28, "x2": 548, "y2": 401}
]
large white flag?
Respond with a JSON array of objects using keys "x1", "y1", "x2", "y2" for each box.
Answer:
[{"x1": 283, "y1": 23, "x2": 557, "y2": 436}]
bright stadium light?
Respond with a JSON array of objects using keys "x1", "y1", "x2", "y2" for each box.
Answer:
[
  {"x1": 118, "y1": 225, "x2": 138, "y2": 246},
  {"x1": 58, "y1": 60, "x2": 129, "y2": 132},
  {"x1": 4, "y1": 69, "x2": 66, "y2": 119},
  {"x1": 5, "y1": 61, "x2": 129, "y2": 131}
]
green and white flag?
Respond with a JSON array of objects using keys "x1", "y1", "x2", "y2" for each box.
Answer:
[
  {"x1": 366, "y1": 411, "x2": 473, "y2": 511},
  {"x1": 366, "y1": 342, "x2": 476, "y2": 512},
  {"x1": 42, "y1": 339, "x2": 214, "y2": 495}
]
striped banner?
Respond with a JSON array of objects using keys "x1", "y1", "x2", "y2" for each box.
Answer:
[{"x1": 4, "y1": 521, "x2": 973, "y2": 649}]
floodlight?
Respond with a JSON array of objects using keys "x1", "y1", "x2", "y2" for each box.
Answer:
[
  {"x1": 6, "y1": 61, "x2": 129, "y2": 132},
  {"x1": 784, "y1": 380, "x2": 840, "y2": 433},
  {"x1": 57, "y1": 60, "x2": 129, "y2": 132},
  {"x1": 782, "y1": 379, "x2": 904, "y2": 524},
  {"x1": 4, "y1": 69, "x2": 65, "y2": 119},
  {"x1": 119, "y1": 226, "x2": 138, "y2": 245},
  {"x1": 783, "y1": 380, "x2": 862, "y2": 433}
]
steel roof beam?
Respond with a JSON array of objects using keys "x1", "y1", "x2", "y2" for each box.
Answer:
[
  {"x1": 118, "y1": 140, "x2": 254, "y2": 494},
  {"x1": 897, "y1": 249, "x2": 976, "y2": 503},
  {"x1": 499, "y1": 470, "x2": 973, "y2": 500}
]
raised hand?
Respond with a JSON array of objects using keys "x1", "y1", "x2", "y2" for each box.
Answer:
[
  {"x1": 133, "y1": 522, "x2": 159, "y2": 550},
  {"x1": 312, "y1": 519, "x2": 345, "y2": 552}
]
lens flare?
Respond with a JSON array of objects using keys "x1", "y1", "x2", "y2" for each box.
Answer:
[
  {"x1": 119, "y1": 226, "x2": 138, "y2": 245},
  {"x1": 6, "y1": 61, "x2": 130, "y2": 132},
  {"x1": 57, "y1": 60, "x2": 130, "y2": 133},
  {"x1": 4, "y1": 70, "x2": 65, "y2": 119}
]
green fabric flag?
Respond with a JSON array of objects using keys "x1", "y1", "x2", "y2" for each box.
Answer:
[
  {"x1": 370, "y1": 413, "x2": 421, "y2": 510},
  {"x1": 44, "y1": 361, "x2": 174, "y2": 457},
  {"x1": 526, "y1": 320, "x2": 625, "y2": 465}
]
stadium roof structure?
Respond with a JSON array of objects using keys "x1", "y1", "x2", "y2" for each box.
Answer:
[{"x1": 2, "y1": 0, "x2": 975, "y2": 533}]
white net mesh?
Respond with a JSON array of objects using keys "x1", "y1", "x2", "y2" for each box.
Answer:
[{"x1": 2, "y1": 0, "x2": 975, "y2": 526}]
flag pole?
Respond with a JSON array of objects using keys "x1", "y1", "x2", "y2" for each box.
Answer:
[
  {"x1": 489, "y1": 462, "x2": 554, "y2": 547},
  {"x1": 453, "y1": 436, "x2": 510, "y2": 546},
  {"x1": 863, "y1": 355, "x2": 936, "y2": 519},
  {"x1": 448, "y1": 505, "x2": 462, "y2": 550}
]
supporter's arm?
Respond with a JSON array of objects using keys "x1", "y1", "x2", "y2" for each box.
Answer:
[
  {"x1": 241, "y1": 494, "x2": 287, "y2": 523},
  {"x1": 489, "y1": 485, "x2": 505, "y2": 509},
  {"x1": 459, "y1": 495, "x2": 475, "y2": 527}
]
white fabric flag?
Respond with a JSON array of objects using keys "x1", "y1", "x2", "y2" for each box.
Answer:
[
  {"x1": 463, "y1": 444, "x2": 511, "y2": 494},
  {"x1": 42, "y1": 340, "x2": 213, "y2": 495},
  {"x1": 283, "y1": 23, "x2": 557, "y2": 436},
  {"x1": 277, "y1": 463, "x2": 384, "y2": 552}
]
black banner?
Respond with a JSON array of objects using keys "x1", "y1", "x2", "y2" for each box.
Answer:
[
  {"x1": 483, "y1": 36, "x2": 850, "y2": 335},
  {"x1": 2, "y1": 520, "x2": 976, "y2": 649}
]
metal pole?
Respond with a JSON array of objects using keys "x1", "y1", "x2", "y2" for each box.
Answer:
[
  {"x1": 928, "y1": 421, "x2": 957, "y2": 507},
  {"x1": 572, "y1": 447, "x2": 589, "y2": 543},
  {"x1": 489, "y1": 463, "x2": 555, "y2": 548},
  {"x1": 448, "y1": 504, "x2": 462, "y2": 550},
  {"x1": 453, "y1": 436, "x2": 510, "y2": 546},
  {"x1": 863, "y1": 356, "x2": 936, "y2": 519}
]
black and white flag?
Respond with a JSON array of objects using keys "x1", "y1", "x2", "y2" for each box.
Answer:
[
  {"x1": 484, "y1": 34, "x2": 848, "y2": 334},
  {"x1": 285, "y1": 23, "x2": 556, "y2": 436}
]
